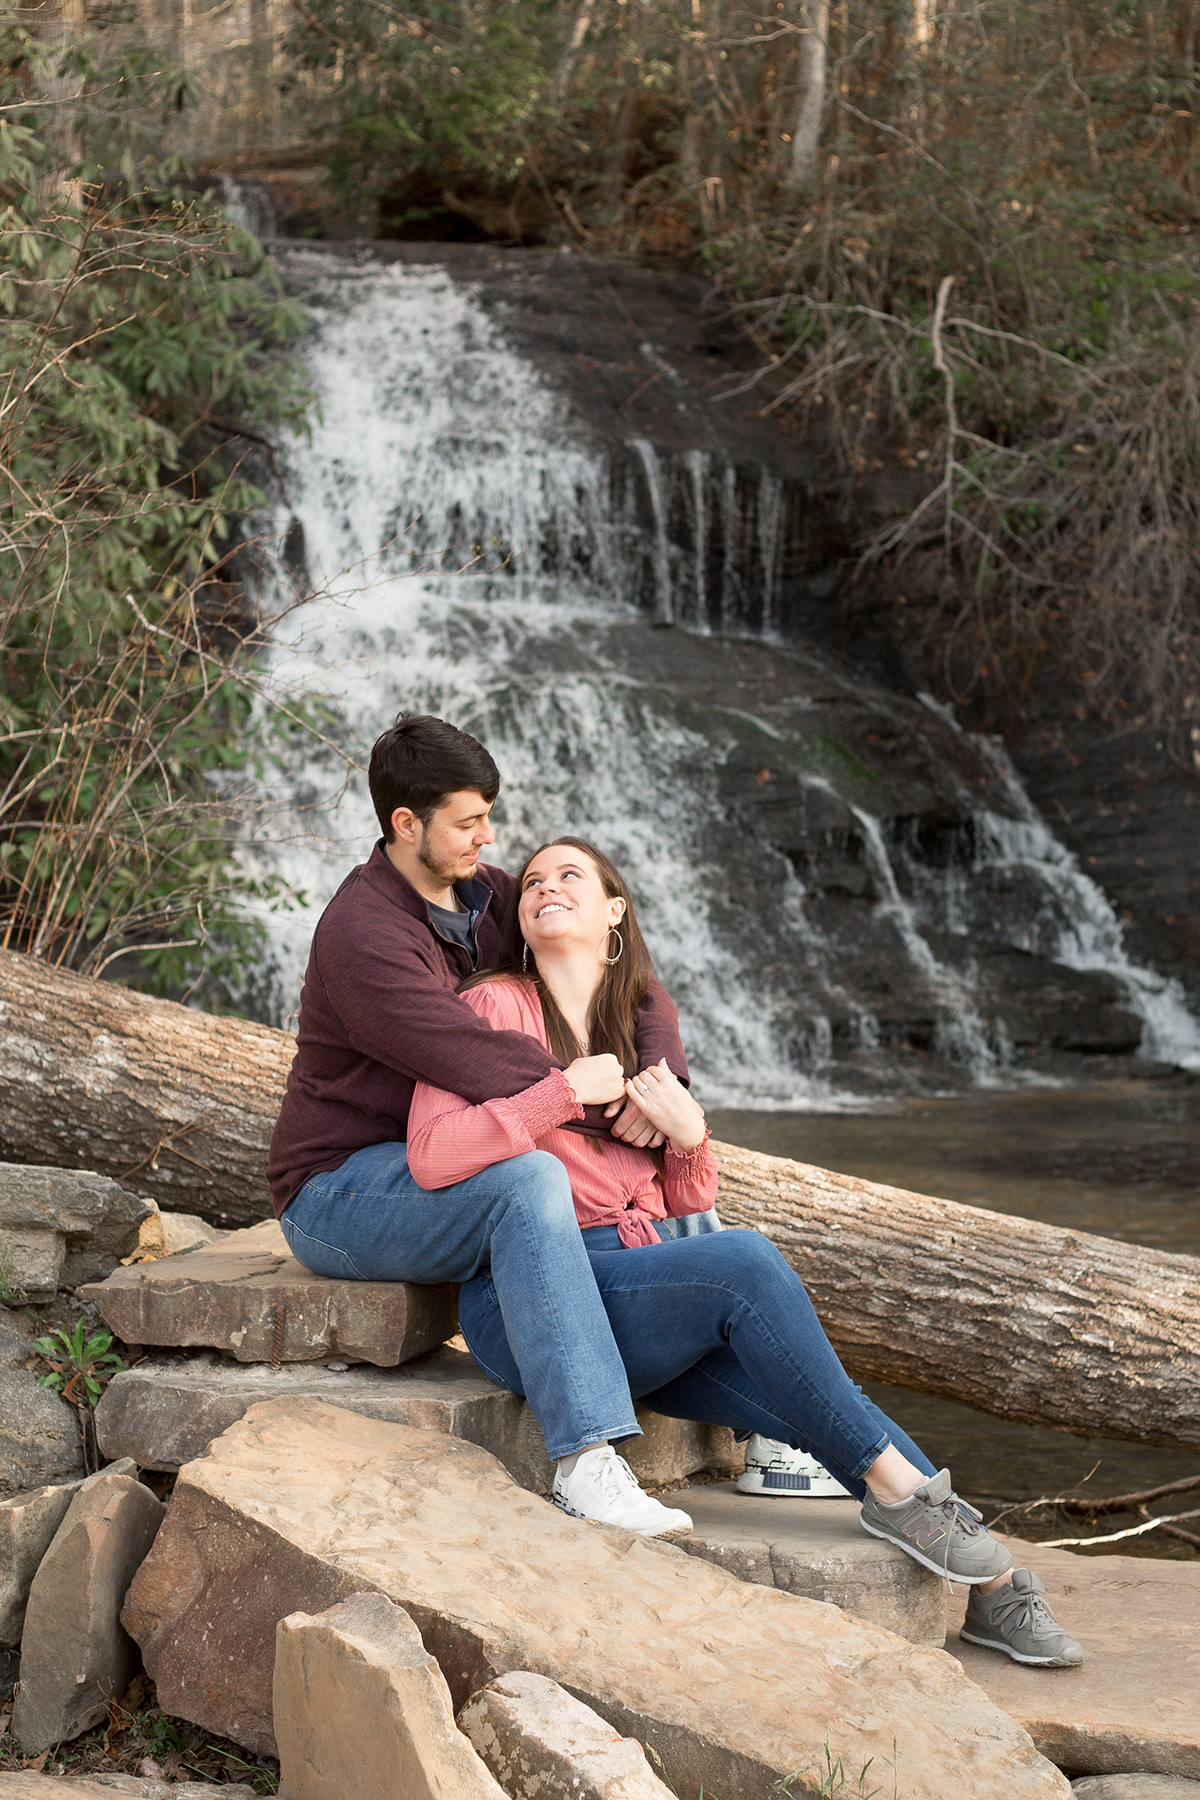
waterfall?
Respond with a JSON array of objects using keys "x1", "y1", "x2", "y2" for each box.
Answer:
[{"x1": 240, "y1": 249, "x2": 1200, "y2": 1100}]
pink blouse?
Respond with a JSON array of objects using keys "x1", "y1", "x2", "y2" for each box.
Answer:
[{"x1": 406, "y1": 978, "x2": 717, "y2": 1247}]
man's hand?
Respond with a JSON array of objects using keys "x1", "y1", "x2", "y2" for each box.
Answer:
[{"x1": 604, "y1": 1094, "x2": 666, "y2": 1150}]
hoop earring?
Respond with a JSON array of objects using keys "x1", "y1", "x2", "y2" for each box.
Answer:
[
  {"x1": 603, "y1": 927, "x2": 624, "y2": 966},
  {"x1": 521, "y1": 940, "x2": 530, "y2": 973}
]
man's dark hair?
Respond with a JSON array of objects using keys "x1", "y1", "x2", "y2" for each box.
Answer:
[{"x1": 369, "y1": 713, "x2": 500, "y2": 840}]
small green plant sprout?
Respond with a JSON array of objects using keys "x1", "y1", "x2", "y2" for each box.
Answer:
[
  {"x1": 32, "y1": 1323, "x2": 125, "y2": 1407},
  {"x1": 779, "y1": 1735, "x2": 898, "y2": 1800}
]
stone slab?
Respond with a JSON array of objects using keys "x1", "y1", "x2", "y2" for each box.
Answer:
[
  {"x1": 1072, "y1": 1782, "x2": 1200, "y2": 1798},
  {"x1": 0, "y1": 1164, "x2": 153, "y2": 1296},
  {"x1": 93, "y1": 1347, "x2": 739, "y2": 1494},
  {"x1": 122, "y1": 1398, "x2": 1070, "y2": 1800},
  {"x1": 80, "y1": 1217, "x2": 459, "y2": 1365},
  {"x1": 459, "y1": 1670, "x2": 676, "y2": 1800},
  {"x1": 671, "y1": 1482, "x2": 945, "y2": 1647},
  {"x1": 0, "y1": 1478, "x2": 83, "y2": 1645},
  {"x1": 0, "y1": 1780, "x2": 254, "y2": 1799},
  {"x1": 274, "y1": 1590, "x2": 506, "y2": 1800},
  {"x1": 944, "y1": 1534, "x2": 1200, "y2": 1779},
  {"x1": 13, "y1": 1466, "x2": 164, "y2": 1752}
]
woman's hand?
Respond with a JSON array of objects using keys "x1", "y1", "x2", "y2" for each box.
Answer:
[
  {"x1": 563, "y1": 1053, "x2": 627, "y2": 1106},
  {"x1": 623, "y1": 1059, "x2": 707, "y2": 1153}
]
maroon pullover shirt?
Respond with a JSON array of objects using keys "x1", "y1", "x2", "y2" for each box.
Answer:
[{"x1": 267, "y1": 842, "x2": 688, "y2": 1215}]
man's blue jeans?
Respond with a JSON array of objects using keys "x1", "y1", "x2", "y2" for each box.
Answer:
[
  {"x1": 280, "y1": 1141, "x2": 640, "y2": 1460},
  {"x1": 458, "y1": 1225, "x2": 936, "y2": 1500}
]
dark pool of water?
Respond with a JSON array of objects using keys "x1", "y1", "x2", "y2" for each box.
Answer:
[{"x1": 708, "y1": 1080, "x2": 1200, "y2": 1557}]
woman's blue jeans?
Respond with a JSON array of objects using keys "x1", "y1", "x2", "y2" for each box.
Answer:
[
  {"x1": 281, "y1": 1141, "x2": 641, "y2": 1460},
  {"x1": 459, "y1": 1225, "x2": 936, "y2": 1499}
]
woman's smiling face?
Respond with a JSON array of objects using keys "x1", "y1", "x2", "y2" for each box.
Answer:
[{"x1": 518, "y1": 845, "x2": 626, "y2": 956}]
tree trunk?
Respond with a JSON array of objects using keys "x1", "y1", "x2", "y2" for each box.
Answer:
[
  {"x1": 789, "y1": 0, "x2": 830, "y2": 184},
  {"x1": 0, "y1": 949, "x2": 293, "y2": 1227},
  {"x1": 1, "y1": 949, "x2": 1198, "y2": 1451},
  {"x1": 714, "y1": 1140, "x2": 1200, "y2": 1451}
]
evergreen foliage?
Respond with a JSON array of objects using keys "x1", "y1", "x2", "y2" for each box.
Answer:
[{"x1": 0, "y1": 9, "x2": 315, "y2": 992}]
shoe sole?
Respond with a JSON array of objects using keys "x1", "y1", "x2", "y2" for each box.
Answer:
[
  {"x1": 959, "y1": 1625, "x2": 1083, "y2": 1667},
  {"x1": 553, "y1": 1496, "x2": 693, "y2": 1541},
  {"x1": 736, "y1": 1477, "x2": 853, "y2": 1499},
  {"x1": 858, "y1": 1516, "x2": 1011, "y2": 1585}
]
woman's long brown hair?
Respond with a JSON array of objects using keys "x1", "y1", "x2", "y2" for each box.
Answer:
[{"x1": 461, "y1": 837, "x2": 654, "y2": 1074}]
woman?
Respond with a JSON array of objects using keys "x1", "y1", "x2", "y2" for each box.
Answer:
[{"x1": 407, "y1": 838, "x2": 1082, "y2": 1669}]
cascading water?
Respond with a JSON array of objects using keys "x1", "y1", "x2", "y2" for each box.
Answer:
[{"x1": 239, "y1": 247, "x2": 1200, "y2": 1101}]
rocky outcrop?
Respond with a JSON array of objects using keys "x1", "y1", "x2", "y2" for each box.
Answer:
[
  {"x1": 80, "y1": 1218, "x2": 458, "y2": 1364},
  {"x1": 274, "y1": 1592, "x2": 507, "y2": 1800},
  {"x1": 459, "y1": 1671, "x2": 678, "y2": 1800},
  {"x1": 0, "y1": 1163, "x2": 153, "y2": 1297},
  {"x1": 122, "y1": 1397, "x2": 1070, "y2": 1799},
  {"x1": 13, "y1": 1465, "x2": 165, "y2": 1752}
]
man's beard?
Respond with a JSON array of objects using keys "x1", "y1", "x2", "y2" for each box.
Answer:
[{"x1": 418, "y1": 836, "x2": 473, "y2": 888}]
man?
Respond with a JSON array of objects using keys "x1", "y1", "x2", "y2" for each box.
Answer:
[{"x1": 268, "y1": 712, "x2": 694, "y2": 1537}]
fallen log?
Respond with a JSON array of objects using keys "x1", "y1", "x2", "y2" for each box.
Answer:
[
  {"x1": 1, "y1": 948, "x2": 1197, "y2": 1449},
  {"x1": 714, "y1": 1141, "x2": 1200, "y2": 1451},
  {"x1": 0, "y1": 947, "x2": 292, "y2": 1226}
]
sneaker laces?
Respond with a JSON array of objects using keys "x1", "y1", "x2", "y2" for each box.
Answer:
[
  {"x1": 581, "y1": 1446, "x2": 643, "y2": 1506},
  {"x1": 917, "y1": 1484, "x2": 987, "y2": 1589},
  {"x1": 979, "y1": 1575, "x2": 1054, "y2": 1636}
]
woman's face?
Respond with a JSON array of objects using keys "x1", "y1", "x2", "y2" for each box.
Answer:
[{"x1": 518, "y1": 846, "x2": 626, "y2": 960}]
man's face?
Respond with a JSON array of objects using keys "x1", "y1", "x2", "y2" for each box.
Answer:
[{"x1": 396, "y1": 790, "x2": 495, "y2": 888}]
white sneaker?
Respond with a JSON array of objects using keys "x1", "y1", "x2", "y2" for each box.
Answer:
[
  {"x1": 552, "y1": 1446, "x2": 693, "y2": 1539},
  {"x1": 735, "y1": 1435, "x2": 852, "y2": 1498}
]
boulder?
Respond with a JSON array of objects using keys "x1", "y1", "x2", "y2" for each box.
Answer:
[
  {"x1": 459, "y1": 1670, "x2": 675, "y2": 1800},
  {"x1": 672, "y1": 1482, "x2": 944, "y2": 1646},
  {"x1": 0, "y1": 1477, "x2": 84, "y2": 1645},
  {"x1": 0, "y1": 1370, "x2": 85, "y2": 1499},
  {"x1": 80, "y1": 1219, "x2": 458, "y2": 1365},
  {"x1": 274, "y1": 1591, "x2": 506, "y2": 1800},
  {"x1": 946, "y1": 1536, "x2": 1200, "y2": 1778},
  {"x1": 0, "y1": 1164, "x2": 154, "y2": 1296},
  {"x1": 94, "y1": 1347, "x2": 739, "y2": 1493},
  {"x1": 122, "y1": 1398, "x2": 1069, "y2": 1800},
  {"x1": 13, "y1": 1464, "x2": 164, "y2": 1752}
]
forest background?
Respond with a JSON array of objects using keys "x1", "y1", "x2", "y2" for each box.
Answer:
[{"x1": 2, "y1": 0, "x2": 1198, "y2": 993}]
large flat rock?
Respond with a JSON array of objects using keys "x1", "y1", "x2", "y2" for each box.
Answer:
[
  {"x1": 80, "y1": 1218, "x2": 458, "y2": 1365},
  {"x1": 93, "y1": 1347, "x2": 739, "y2": 1494},
  {"x1": 671, "y1": 1482, "x2": 945, "y2": 1646},
  {"x1": 122, "y1": 1398, "x2": 1069, "y2": 1800},
  {"x1": 945, "y1": 1535, "x2": 1200, "y2": 1778}
]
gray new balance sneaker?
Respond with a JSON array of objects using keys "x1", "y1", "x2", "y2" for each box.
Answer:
[
  {"x1": 960, "y1": 1568, "x2": 1084, "y2": 1666},
  {"x1": 858, "y1": 1469, "x2": 1014, "y2": 1583}
]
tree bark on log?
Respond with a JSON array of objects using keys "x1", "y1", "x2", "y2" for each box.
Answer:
[
  {"x1": 0, "y1": 948, "x2": 292, "y2": 1226},
  {"x1": 1, "y1": 949, "x2": 1197, "y2": 1449},
  {"x1": 714, "y1": 1140, "x2": 1200, "y2": 1451}
]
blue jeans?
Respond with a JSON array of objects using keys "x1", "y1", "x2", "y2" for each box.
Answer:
[
  {"x1": 458, "y1": 1225, "x2": 936, "y2": 1500},
  {"x1": 281, "y1": 1141, "x2": 640, "y2": 1460}
]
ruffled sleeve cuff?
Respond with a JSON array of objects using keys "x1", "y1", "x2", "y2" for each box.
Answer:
[
  {"x1": 664, "y1": 1125, "x2": 714, "y2": 1180},
  {"x1": 508, "y1": 1068, "x2": 584, "y2": 1141}
]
